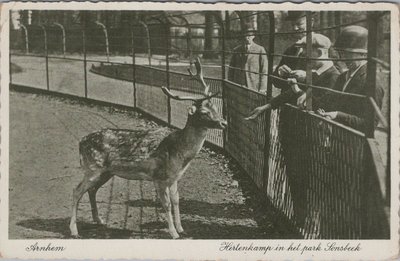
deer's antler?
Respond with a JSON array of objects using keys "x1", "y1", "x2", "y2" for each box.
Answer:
[
  {"x1": 161, "y1": 87, "x2": 219, "y2": 103},
  {"x1": 161, "y1": 57, "x2": 219, "y2": 102},
  {"x1": 187, "y1": 57, "x2": 210, "y2": 96}
]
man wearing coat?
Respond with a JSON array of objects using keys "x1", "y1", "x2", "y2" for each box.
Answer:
[
  {"x1": 227, "y1": 26, "x2": 268, "y2": 93},
  {"x1": 244, "y1": 33, "x2": 340, "y2": 120},
  {"x1": 271, "y1": 11, "x2": 314, "y2": 91},
  {"x1": 317, "y1": 26, "x2": 384, "y2": 132}
]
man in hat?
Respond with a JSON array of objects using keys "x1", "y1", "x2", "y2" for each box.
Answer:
[
  {"x1": 316, "y1": 25, "x2": 384, "y2": 132},
  {"x1": 227, "y1": 25, "x2": 268, "y2": 93},
  {"x1": 245, "y1": 33, "x2": 340, "y2": 119},
  {"x1": 271, "y1": 11, "x2": 314, "y2": 91}
]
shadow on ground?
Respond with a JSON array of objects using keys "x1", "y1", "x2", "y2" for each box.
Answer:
[
  {"x1": 17, "y1": 166, "x2": 301, "y2": 239},
  {"x1": 16, "y1": 218, "x2": 132, "y2": 239},
  {"x1": 140, "y1": 220, "x2": 278, "y2": 239},
  {"x1": 228, "y1": 160, "x2": 302, "y2": 239},
  {"x1": 125, "y1": 168, "x2": 301, "y2": 240},
  {"x1": 126, "y1": 198, "x2": 253, "y2": 219}
]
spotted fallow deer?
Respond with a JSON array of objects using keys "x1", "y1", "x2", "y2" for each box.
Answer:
[{"x1": 69, "y1": 58, "x2": 227, "y2": 239}]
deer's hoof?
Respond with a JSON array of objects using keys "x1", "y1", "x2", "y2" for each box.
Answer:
[
  {"x1": 95, "y1": 217, "x2": 106, "y2": 225},
  {"x1": 69, "y1": 225, "x2": 79, "y2": 238},
  {"x1": 170, "y1": 231, "x2": 180, "y2": 239},
  {"x1": 179, "y1": 230, "x2": 187, "y2": 235},
  {"x1": 71, "y1": 234, "x2": 81, "y2": 239},
  {"x1": 177, "y1": 226, "x2": 184, "y2": 233}
]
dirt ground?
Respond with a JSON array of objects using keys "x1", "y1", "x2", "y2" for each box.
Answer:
[
  {"x1": 9, "y1": 90, "x2": 299, "y2": 239},
  {"x1": 9, "y1": 54, "x2": 388, "y2": 240}
]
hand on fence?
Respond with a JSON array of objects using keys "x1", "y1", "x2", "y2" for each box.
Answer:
[
  {"x1": 277, "y1": 65, "x2": 292, "y2": 78},
  {"x1": 289, "y1": 70, "x2": 306, "y2": 83},
  {"x1": 244, "y1": 104, "x2": 271, "y2": 120},
  {"x1": 288, "y1": 78, "x2": 302, "y2": 94},
  {"x1": 316, "y1": 108, "x2": 338, "y2": 120},
  {"x1": 297, "y1": 92, "x2": 307, "y2": 109}
]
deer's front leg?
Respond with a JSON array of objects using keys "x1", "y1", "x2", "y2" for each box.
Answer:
[
  {"x1": 170, "y1": 181, "x2": 184, "y2": 233},
  {"x1": 154, "y1": 181, "x2": 179, "y2": 239}
]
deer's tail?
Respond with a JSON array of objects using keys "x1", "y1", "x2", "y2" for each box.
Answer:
[
  {"x1": 78, "y1": 132, "x2": 109, "y2": 170},
  {"x1": 78, "y1": 138, "x2": 96, "y2": 168},
  {"x1": 78, "y1": 141, "x2": 86, "y2": 168}
]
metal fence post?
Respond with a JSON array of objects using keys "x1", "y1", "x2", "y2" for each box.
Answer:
[
  {"x1": 266, "y1": 11, "x2": 275, "y2": 101},
  {"x1": 221, "y1": 23, "x2": 226, "y2": 81},
  {"x1": 225, "y1": 11, "x2": 230, "y2": 39},
  {"x1": 187, "y1": 25, "x2": 192, "y2": 59},
  {"x1": 20, "y1": 24, "x2": 29, "y2": 54},
  {"x1": 132, "y1": 29, "x2": 137, "y2": 108},
  {"x1": 305, "y1": 11, "x2": 313, "y2": 111},
  {"x1": 83, "y1": 12, "x2": 88, "y2": 98},
  {"x1": 95, "y1": 21, "x2": 110, "y2": 62},
  {"x1": 139, "y1": 21, "x2": 151, "y2": 66},
  {"x1": 40, "y1": 25, "x2": 49, "y2": 91},
  {"x1": 262, "y1": 11, "x2": 276, "y2": 190},
  {"x1": 220, "y1": 16, "x2": 227, "y2": 149},
  {"x1": 361, "y1": 12, "x2": 380, "y2": 237},
  {"x1": 365, "y1": 12, "x2": 379, "y2": 138},
  {"x1": 165, "y1": 21, "x2": 172, "y2": 125},
  {"x1": 54, "y1": 22, "x2": 66, "y2": 58}
]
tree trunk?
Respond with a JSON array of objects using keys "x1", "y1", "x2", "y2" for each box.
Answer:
[{"x1": 203, "y1": 12, "x2": 216, "y2": 59}]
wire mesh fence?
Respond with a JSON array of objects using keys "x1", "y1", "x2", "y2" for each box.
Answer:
[
  {"x1": 279, "y1": 105, "x2": 366, "y2": 239},
  {"x1": 224, "y1": 81, "x2": 268, "y2": 188},
  {"x1": 9, "y1": 10, "x2": 390, "y2": 239}
]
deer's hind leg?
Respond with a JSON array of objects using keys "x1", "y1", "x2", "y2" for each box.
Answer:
[
  {"x1": 69, "y1": 170, "x2": 109, "y2": 238},
  {"x1": 88, "y1": 171, "x2": 113, "y2": 225},
  {"x1": 70, "y1": 171, "x2": 96, "y2": 238}
]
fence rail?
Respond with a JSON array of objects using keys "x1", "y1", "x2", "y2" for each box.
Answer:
[{"x1": 9, "y1": 10, "x2": 390, "y2": 239}]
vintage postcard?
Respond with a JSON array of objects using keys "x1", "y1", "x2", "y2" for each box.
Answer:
[{"x1": 0, "y1": 1, "x2": 399, "y2": 260}]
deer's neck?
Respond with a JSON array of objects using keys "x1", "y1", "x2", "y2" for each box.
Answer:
[
  {"x1": 177, "y1": 120, "x2": 208, "y2": 159},
  {"x1": 182, "y1": 121, "x2": 208, "y2": 145}
]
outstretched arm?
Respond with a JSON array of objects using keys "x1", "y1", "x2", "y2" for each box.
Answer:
[{"x1": 244, "y1": 104, "x2": 272, "y2": 120}]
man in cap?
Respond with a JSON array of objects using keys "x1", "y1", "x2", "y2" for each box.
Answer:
[
  {"x1": 316, "y1": 25, "x2": 384, "y2": 132},
  {"x1": 245, "y1": 33, "x2": 340, "y2": 119},
  {"x1": 271, "y1": 11, "x2": 314, "y2": 91},
  {"x1": 227, "y1": 24, "x2": 268, "y2": 93}
]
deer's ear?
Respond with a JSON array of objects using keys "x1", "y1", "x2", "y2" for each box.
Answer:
[{"x1": 188, "y1": 105, "x2": 197, "y2": 115}]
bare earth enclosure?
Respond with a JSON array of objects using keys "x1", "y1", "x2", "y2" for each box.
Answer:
[{"x1": 9, "y1": 90, "x2": 298, "y2": 239}]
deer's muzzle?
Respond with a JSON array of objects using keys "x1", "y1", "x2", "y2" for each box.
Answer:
[{"x1": 219, "y1": 120, "x2": 228, "y2": 129}]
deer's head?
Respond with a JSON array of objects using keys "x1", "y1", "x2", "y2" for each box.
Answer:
[
  {"x1": 161, "y1": 58, "x2": 227, "y2": 130},
  {"x1": 186, "y1": 99, "x2": 227, "y2": 129}
]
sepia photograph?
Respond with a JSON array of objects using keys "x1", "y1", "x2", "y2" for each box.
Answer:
[{"x1": 0, "y1": 2, "x2": 399, "y2": 260}]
